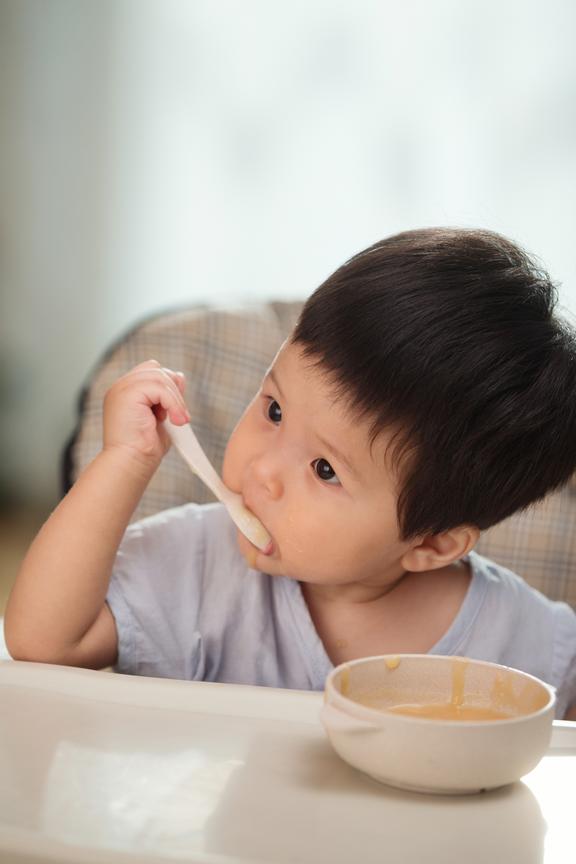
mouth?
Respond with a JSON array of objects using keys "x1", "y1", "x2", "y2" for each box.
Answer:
[
  {"x1": 253, "y1": 536, "x2": 275, "y2": 557},
  {"x1": 242, "y1": 498, "x2": 275, "y2": 557},
  {"x1": 241, "y1": 531, "x2": 275, "y2": 570}
]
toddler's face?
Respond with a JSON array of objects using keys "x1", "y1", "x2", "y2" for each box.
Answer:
[{"x1": 222, "y1": 340, "x2": 414, "y2": 588}]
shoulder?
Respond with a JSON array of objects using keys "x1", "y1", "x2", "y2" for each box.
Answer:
[
  {"x1": 466, "y1": 551, "x2": 576, "y2": 714},
  {"x1": 121, "y1": 501, "x2": 233, "y2": 549},
  {"x1": 115, "y1": 502, "x2": 243, "y2": 584},
  {"x1": 469, "y1": 551, "x2": 570, "y2": 608},
  {"x1": 108, "y1": 502, "x2": 251, "y2": 679},
  {"x1": 123, "y1": 501, "x2": 228, "y2": 534},
  {"x1": 467, "y1": 550, "x2": 576, "y2": 629}
]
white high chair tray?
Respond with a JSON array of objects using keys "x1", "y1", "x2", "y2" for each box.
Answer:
[{"x1": 0, "y1": 661, "x2": 574, "y2": 864}]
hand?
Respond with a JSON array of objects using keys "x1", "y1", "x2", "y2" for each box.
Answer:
[{"x1": 103, "y1": 360, "x2": 191, "y2": 469}]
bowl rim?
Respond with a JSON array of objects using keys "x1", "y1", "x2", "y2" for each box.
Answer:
[{"x1": 324, "y1": 653, "x2": 557, "y2": 727}]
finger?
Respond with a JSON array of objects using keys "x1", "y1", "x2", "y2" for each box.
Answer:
[
  {"x1": 124, "y1": 366, "x2": 188, "y2": 411},
  {"x1": 114, "y1": 361, "x2": 163, "y2": 390},
  {"x1": 152, "y1": 404, "x2": 168, "y2": 423},
  {"x1": 149, "y1": 383, "x2": 190, "y2": 426},
  {"x1": 158, "y1": 369, "x2": 190, "y2": 419},
  {"x1": 122, "y1": 369, "x2": 190, "y2": 422},
  {"x1": 174, "y1": 370, "x2": 187, "y2": 396},
  {"x1": 162, "y1": 367, "x2": 187, "y2": 397},
  {"x1": 129, "y1": 359, "x2": 163, "y2": 372}
]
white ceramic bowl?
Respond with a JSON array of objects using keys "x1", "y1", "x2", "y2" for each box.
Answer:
[{"x1": 320, "y1": 654, "x2": 555, "y2": 794}]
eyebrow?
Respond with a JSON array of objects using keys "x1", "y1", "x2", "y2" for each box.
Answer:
[
  {"x1": 268, "y1": 368, "x2": 285, "y2": 401},
  {"x1": 267, "y1": 368, "x2": 361, "y2": 481}
]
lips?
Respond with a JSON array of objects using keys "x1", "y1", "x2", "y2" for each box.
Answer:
[
  {"x1": 247, "y1": 529, "x2": 274, "y2": 557},
  {"x1": 255, "y1": 524, "x2": 275, "y2": 557},
  {"x1": 261, "y1": 538, "x2": 274, "y2": 556}
]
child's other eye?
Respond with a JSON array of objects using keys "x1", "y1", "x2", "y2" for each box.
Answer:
[
  {"x1": 267, "y1": 398, "x2": 282, "y2": 423},
  {"x1": 312, "y1": 458, "x2": 341, "y2": 485}
]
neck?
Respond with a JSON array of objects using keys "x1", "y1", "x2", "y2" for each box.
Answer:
[{"x1": 300, "y1": 569, "x2": 409, "y2": 608}]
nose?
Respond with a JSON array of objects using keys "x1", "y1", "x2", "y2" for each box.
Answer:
[{"x1": 250, "y1": 451, "x2": 284, "y2": 500}]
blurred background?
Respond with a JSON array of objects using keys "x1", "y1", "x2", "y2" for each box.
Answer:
[{"x1": 1, "y1": 0, "x2": 576, "y2": 610}]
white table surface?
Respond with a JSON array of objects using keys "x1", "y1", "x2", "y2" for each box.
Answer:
[
  {"x1": 0, "y1": 620, "x2": 9, "y2": 662},
  {"x1": 0, "y1": 660, "x2": 574, "y2": 864}
]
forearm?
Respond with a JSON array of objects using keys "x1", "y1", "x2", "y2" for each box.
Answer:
[{"x1": 5, "y1": 447, "x2": 156, "y2": 661}]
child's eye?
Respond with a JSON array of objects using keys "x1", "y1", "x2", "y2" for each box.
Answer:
[
  {"x1": 312, "y1": 458, "x2": 341, "y2": 485},
  {"x1": 267, "y1": 399, "x2": 282, "y2": 423}
]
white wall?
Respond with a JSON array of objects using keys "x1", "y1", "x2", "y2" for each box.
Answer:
[{"x1": 2, "y1": 0, "x2": 576, "y2": 507}]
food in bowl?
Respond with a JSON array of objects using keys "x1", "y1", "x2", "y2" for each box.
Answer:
[{"x1": 320, "y1": 654, "x2": 555, "y2": 794}]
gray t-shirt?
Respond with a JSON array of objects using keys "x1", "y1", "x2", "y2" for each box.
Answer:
[{"x1": 106, "y1": 502, "x2": 576, "y2": 718}]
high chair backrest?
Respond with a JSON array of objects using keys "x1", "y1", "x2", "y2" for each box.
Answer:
[{"x1": 63, "y1": 301, "x2": 576, "y2": 609}]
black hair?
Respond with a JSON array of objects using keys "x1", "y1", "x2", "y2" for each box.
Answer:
[{"x1": 292, "y1": 227, "x2": 576, "y2": 539}]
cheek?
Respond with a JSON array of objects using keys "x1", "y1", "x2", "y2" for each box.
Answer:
[
  {"x1": 276, "y1": 505, "x2": 350, "y2": 567},
  {"x1": 289, "y1": 505, "x2": 396, "y2": 571},
  {"x1": 222, "y1": 423, "x2": 246, "y2": 491},
  {"x1": 224, "y1": 398, "x2": 263, "y2": 484}
]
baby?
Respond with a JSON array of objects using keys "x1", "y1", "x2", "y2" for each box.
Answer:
[{"x1": 6, "y1": 227, "x2": 576, "y2": 719}]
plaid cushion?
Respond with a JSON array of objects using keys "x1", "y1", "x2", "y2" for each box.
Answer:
[
  {"x1": 476, "y1": 485, "x2": 576, "y2": 609},
  {"x1": 67, "y1": 300, "x2": 576, "y2": 608}
]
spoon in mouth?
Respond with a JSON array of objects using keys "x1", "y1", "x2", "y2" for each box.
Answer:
[{"x1": 163, "y1": 417, "x2": 273, "y2": 553}]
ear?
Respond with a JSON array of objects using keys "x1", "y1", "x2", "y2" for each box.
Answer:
[{"x1": 401, "y1": 525, "x2": 480, "y2": 573}]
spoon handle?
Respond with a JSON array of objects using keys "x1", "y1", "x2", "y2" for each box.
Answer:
[
  {"x1": 163, "y1": 418, "x2": 229, "y2": 504},
  {"x1": 164, "y1": 417, "x2": 272, "y2": 552}
]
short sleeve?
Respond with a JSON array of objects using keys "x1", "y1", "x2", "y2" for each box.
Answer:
[
  {"x1": 106, "y1": 504, "x2": 208, "y2": 680},
  {"x1": 438, "y1": 553, "x2": 576, "y2": 719},
  {"x1": 551, "y1": 603, "x2": 576, "y2": 719}
]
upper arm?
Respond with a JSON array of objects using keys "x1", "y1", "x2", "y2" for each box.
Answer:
[
  {"x1": 71, "y1": 603, "x2": 118, "y2": 670},
  {"x1": 6, "y1": 603, "x2": 118, "y2": 670}
]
